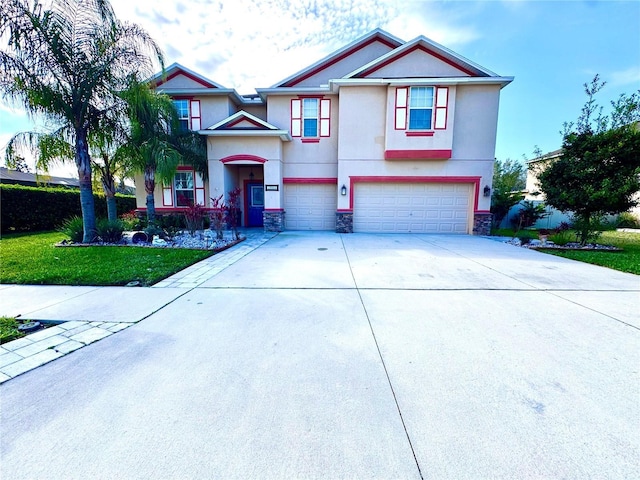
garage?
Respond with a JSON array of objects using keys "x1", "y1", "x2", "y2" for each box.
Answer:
[
  {"x1": 284, "y1": 183, "x2": 337, "y2": 230},
  {"x1": 353, "y1": 182, "x2": 472, "y2": 233}
]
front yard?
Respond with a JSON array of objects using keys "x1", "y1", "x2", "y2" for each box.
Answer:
[
  {"x1": 1, "y1": 230, "x2": 637, "y2": 288},
  {"x1": 0, "y1": 231, "x2": 214, "y2": 286},
  {"x1": 541, "y1": 230, "x2": 640, "y2": 275}
]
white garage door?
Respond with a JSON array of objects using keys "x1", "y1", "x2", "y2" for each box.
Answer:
[
  {"x1": 284, "y1": 184, "x2": 337, "y2": 230},
  {"x1": 353, "y1": 183, "x2": 472, "y2": 233}
]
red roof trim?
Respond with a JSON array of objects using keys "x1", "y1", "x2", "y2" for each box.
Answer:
[
  {"x1": 153, "y1": 69, "x2": 218, "y2": 89},
  {"x1": 356, "y1": 44, "x2": 477, "y2": 78},
  {"x1": 284, "y1": 36, "x2": 399, "y2": 87},
  {"x1": 225, "y1": 116, "x2": 266, "y2": 129}
]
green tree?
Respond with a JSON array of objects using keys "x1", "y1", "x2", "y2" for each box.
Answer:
[
  {"x1": 0, "y1": 0, "x2": 162, "y2": 242},
  {"x1": 537, "y1": 76, "x2": 640, "y2": 245},
  {"x1": 91, "y1": 116, "x2": 131, "y2": 221},
  {"x1": 119, "y1": 79, "x2": 207, "y2": 226},
  {"x1": 6, "y1": 118, "x2": 130, "y2": 222},
  {"x1": 490, "y1": 158, "x2": 526, "y2": 228}
]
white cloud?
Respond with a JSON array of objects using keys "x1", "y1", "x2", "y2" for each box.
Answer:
[
  {"x1": 609, "y1": 66, "x2": 640, "y2": 88},
  {"x1": 109, "y1": 0, "x2": 475, "y2": 92},
  {"x1": 0, "y1": 101, "x2": 27, "y2": 117},
  {"x1": 384, "y1": 0, "x2": 481, "y2": 47},
  {"x1": 2, "y1": 0, "x2": 482, "y2": 150}
]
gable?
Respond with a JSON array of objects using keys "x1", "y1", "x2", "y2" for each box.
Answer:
[
  {"x1": 149, "y1": 63, "x2": 223, "y2": 90},
  {"x1": 225, "y1": 118, "x2": 265, "y2": 129},
  {"x1": 347, "y1": 36, "x2": 497, "y2": 79},
  {"x1": 274, "y1": 30, "x2": 403, "y2": 88},
  {"x1": 157, "y1": 72, "x2": 215, "y2": 89},
  {"x1": 288, "y1": 38, "x2": 399, "y2": 87},
  {"x1": 206, "y1": 111, "x2": 279, "y2": 131},
  {"x1": 360, "y1": 45, "x2": 473, "y2": 78}
]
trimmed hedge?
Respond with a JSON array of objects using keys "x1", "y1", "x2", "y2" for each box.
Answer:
[{"x1": 1, "y1": 184, "x2": 137, "y2": 233}]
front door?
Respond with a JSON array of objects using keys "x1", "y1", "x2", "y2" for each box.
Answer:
[{"x1": 246, "y1": 182, "x2": 264, "y2": 227}]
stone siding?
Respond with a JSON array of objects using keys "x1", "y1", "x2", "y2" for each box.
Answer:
[
  {"x1": 472, "y1": 212, "x2": 493, "y2": 236},
  {"x1": 336, "y1": 212, "x2": 353, "y2": 233},
  {"x1": 263, "y1": 211, "x2": 285, "y2": 232}
]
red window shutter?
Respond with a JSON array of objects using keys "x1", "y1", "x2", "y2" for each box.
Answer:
[
  {"x1": 195, "y1": 172, "x2": 205, "y2": 205},
  {"x1": 434, "y1": 87, "x2": 448, "y2": 130},
  {"x1": 162, "y1": 184, "x2": 173, "y2": 206},
  {"x1": 291, "y1": 99, "x2": 302, "y2": 137},
  {"x1": 190, "y1": 100, "x2": 201, "y2": 131},
  {"x1": 395, "y1": 87, "x2": 408, "y2": 130},
  {"x1": 320, "y1": 99, "x2": 331, "y2": 137}
]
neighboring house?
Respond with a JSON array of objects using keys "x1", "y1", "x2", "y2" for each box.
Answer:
[
  {"x1": 521, "y1": 149, "x2": 574, "y2": 229},
  {"x1": 0, "y1": 166, "x2": 80, "y2": 188},
  {"x1": 523, "y1": 149, "x2": 640, "y2": 229},
  {"x1": 136, "y1": 29, "x2": 513, "y2": 235}
]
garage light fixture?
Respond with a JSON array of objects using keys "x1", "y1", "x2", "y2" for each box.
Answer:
[
  {"x1": 483, "y1": 185, "x2": 491, "y2": 197},
  {"x1": 341, "y1": 184, "x2": 347, "y2": 196}
]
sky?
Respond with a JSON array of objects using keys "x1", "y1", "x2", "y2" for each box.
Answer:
[{"x1": 1, "y1": 0, "x2": 639, "y2": 177}]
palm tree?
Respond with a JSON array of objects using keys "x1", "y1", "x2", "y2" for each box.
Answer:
[
  {"x1": 120, "y1": 79, "x2": 207, "y2": 226},
  {"x1": 0, "y1": 0, "x2": 162, "y2": 242},
  {"x1": 6, "y1": 119, "x2": 130, "y2": 222},
  {"x1": 91, "y1": 116, "x2": 131, "y2": 221}
]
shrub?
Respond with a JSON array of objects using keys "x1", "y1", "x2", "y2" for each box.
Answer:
[
  {"x1": 155, "y1": 214, "x2": 184, "y2": 239},
  {"x1": 184, "y1": 203, "x2": 205, "y2": 235},
  {"x1": 120, "y1": 210, "x2": 145, "y2": 231},
  {"x1": 549, "y1": 230, "x2": 573, "y2": 246},
  {"x1": 226, "y1": 187, "x2": 242, "y2": 240},
  {"x1": 144, "y1": 223, "x2": 165, "y2": 240},
  {"x1": 616, "y1": 212, "x2": 640, "y2": 229},
  {"x1": 518, "y1": 235, "x2": 531, "y2": 245},
  {"x1": 59, "y1": 216, "x2": 84, "y2": 243},
  {"x1": 511, "y1": 201, "x2": 549, "y2": 231},
  {"x1": 570, "y1": 215, "x2": 617, "y2": 244},
  {"x1": 1, "y1": 184, "x2": 136, "y2": 233},
  {"x1": 209, "y1": 195, "x2": 225, "y2": 239},
  {"x1": 96, "y1": 218, "x2": 124, "y2": 243},
  {"x1": 557, "y1": 221, "x2": 572, "y2": 232}
]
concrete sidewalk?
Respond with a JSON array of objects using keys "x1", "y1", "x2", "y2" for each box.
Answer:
[
  {"x1": 1, "y1": 232, "x2": 639, "y2": 479},
  {"x1": 0, "y1": 229, "x2": 277, "y2": 381}
]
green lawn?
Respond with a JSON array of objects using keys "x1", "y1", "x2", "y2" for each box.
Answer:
[
  {"x1": 0, "y1": 316, "x2": 23, "y2": 344},
  {"x1": 0, "y1": 231, "x2": 214, "y2": 286},
  {"x1": 542, "y1": 230, "x2": 640, "y2": 275}
]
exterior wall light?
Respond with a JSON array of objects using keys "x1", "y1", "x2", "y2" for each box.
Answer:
[
  {"x1": 341, "y1": 184, "x2": 347, "y2": 196},
  {"x1": 483, "y1": 185, "x2": 491, "y2": 197}
]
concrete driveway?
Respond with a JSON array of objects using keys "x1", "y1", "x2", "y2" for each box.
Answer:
[{"x1": 1, "y1": 232, "x2": 639, "y2": 479}]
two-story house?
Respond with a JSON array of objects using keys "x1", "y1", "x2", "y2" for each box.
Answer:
[{"x1": 135, "y1": 29, "x2": 513, "y2": 235}]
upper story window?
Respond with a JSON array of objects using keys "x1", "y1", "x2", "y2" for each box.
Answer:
[
  {"x1": 395, "y1": 86, "x2": 448, "y2": 131},
  {"x1": 172, "y1": 99, "x2": 202, "y2": 131},
  {"x1": 302, "y1": 98, "x2": 319, "y2": 137},
  {"x1": 173, "y1": 99, "x2": 190, "y2": 131},
  {"x1": 408, "y1": 87, "x2": 434, "y2": 130},
  {"x1": 291, "y1": 97, "x2": 331, "y2": 139}
]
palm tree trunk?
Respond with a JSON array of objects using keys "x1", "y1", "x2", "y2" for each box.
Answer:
[
  {"x1": 106, "y1": 196, "x2": 118, "y2": 222},
  {"x1": 144, "y1": 167, "x2": 156, "y2": 224},
  {"x1": 101, "y1": 171, "x2": 118, "y2": 221},
  {"x1": 76, "y1": 130, "x2": 97, "y2": 242}
]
